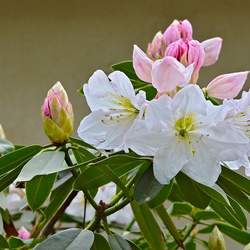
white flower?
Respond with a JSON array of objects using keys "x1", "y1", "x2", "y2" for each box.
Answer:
[
  {"x1": 66, "y1": 183, "x2": 134, "y2": 225},
  {"x1": 78, "y1": 70, "x2": 146, "y2": 151},
  {"x1": 223, "y1": 90, "x2": 250, "y2": 175},
  {"x1": 127, "y1": 85, "x2": 249, "y2": 186}
]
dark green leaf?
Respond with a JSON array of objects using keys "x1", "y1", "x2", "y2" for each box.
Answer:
[
  {"x1": 169, "y1": 202, "x2": 192, "y2": 216},
  {"x1": 26, "y1": 173, "x2": 57, "y2": 210},
  {"x1": 0, "y1": 234, "x2": 9, "y2": 248},
  {"x1": 43, "y1": 176, "x2": 75, "y2": 220},
  {"x1": 34, "y1": 228, "x2": 94, "y2": 250},
  {"x1": 193, "y1": 210, "x2": 219, "y2": 221},
  {"x1": 221, "y1": 166, "x2": 250, "y2": 195},
  {"x1": 217, "y1": 223, "x2": 250, "y2": 245},
  {"x1": 72, "y1": 147, "x2": 96, "y2": 165},
  {"x1": 74, "y1": 155, "x2": 150, "y2": 189},
  {"x1": 17, "y1": 151, "x2": 67, "y2": 182},
  {"x1": 134, "y1": 167, "x2": 172, "y2": 208},
  {"x1": 210, "y1": 201, "x2": 243, "y2": 229},
  {"x1": 217, "y1": 176, "x2": 250, "y2": 213},
  {"x1": 91, "y1": 233, "x2": 111, "y2": 250},
  {"x1": 185, "y1": 239, "x2": 196, "y2": 250},
  {"x1": 131, "y1": 201, "x2": 165, "y2": 250},
  {"x1": 175, "y1": 173, "x2": 210, "y2": 209},
  {"x1": 228, "y1": 196, "x2": 247, "y2": 229},
  {"x1": 8, "y1": 236, "x2": 24, "y2": 248},
  {"x1": 70, "y1": 137, "x2": 96, "y2": 150},
  {"x1": 0, "y1": 145, "x2": 42, "y2": 176},
  {"x1": 112, "y1": 61, "x2": 139, "y2": 80}
]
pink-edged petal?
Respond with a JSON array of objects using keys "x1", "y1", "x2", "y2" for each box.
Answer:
[
  {"x1": 202, "y1": 37, "x2": 223, "y2": 66},
  {"x1": 206, "y1": 71, "x2": 249, "y2": 99},
  {"x1": 151, "y1": 57, "x2": 188, "y2": 93},
  {"x1": 133, "y1": 45, "x2": 153, "y2": 83}
]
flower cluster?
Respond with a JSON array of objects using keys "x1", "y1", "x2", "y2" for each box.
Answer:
[{"x1": 78, "y1": 19, "x2": 250, "y2": 187}]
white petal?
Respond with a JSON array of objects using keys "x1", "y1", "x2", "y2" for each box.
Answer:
[
  {"x1": 172, "y1": 85, "x2": 207, "y2": 116},
  {"x1": 145, "y1": 95, "x2": 173, "y2": 130},
  {"x1": 153, "y1": 139, "x2": 189, "y2": 184},
  {"x1": 108, "y1": 71, "x2": 136, "y2": 99},
  {"x1": 77, "y1": 110, "x2": 134, "y2": 151},
  {"x1": 84, "y1": 70, "x2": 115, "y2": 111},
  {"x1": 182, "y1": 139, "x2": 221, "y2": 186},
  {"x1": 126, "y1": 120, "x2": 166, "y2": 156}
]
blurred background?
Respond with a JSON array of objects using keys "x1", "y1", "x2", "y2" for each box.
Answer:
[{"x1": 0, "y1": 1, "x2": 249, "y2": 248}]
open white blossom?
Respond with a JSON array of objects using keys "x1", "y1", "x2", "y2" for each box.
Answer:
[
  {"x1": 127, "y1": 85, "x2": 249, "y2": 186},
  {"x1": 78, "y1": 70, "x2": 146, "y2": 151},
  {"x1": 223, "y1": 90, "x2": 250, "y2": 175}
]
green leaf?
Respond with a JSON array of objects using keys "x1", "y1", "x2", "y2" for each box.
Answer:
[
  {"x1": 217, "y1": 176, "x2": 250, "y2": 213},
  {"x1": 175, "y1": 173, "x2": 210, "y2": 209},
  {"x1": 193, "y1": 210, "x2": 219, "y2": 221},
  {"x1": 0, "y1": 234, "x2": 9, "y2": 248},
  {"x1": 8, "y1": 236, "x2": 25, "y2": 248},
  {"x1": 0, "y1": 145, "x2": 42, "y2": 176},
  {"x1": 34, "y1": 228, "x2": 94, "y2": 250},
  {"x1": 185, "y1": 239, "x2": 196, "y2": 250},
  {"x1": 0, "y1": 163, "x2": 25, "y2": 192},
  {"x1": 43, "y1": 176, "x2": 75, "y2": 220},
  {"x1": 217, "y1": 223, "x2": 250, "y2": 245},
  {"x1": 112, "y1": 61, "x2": 139, "y2": 80},
  {"x1": 130, "y1": 80, "x2": 157, "y2": 100},
  {"x1": 0, "y1": 139, "x2": 14, "y2": 155},
  {"x1": 134, "y1": 167, "x2": 172, "y2": 208},
  {"x1": 70, "y1": 137, "x2": 96, "y2": 150},
  {"x1": 210, "y1": 201, "x2": 243, "y2": 229},
  {"x1": 72, "y1": 146, "x2": 96, "y2": 165},
  {"x1": 108, "y1": 234, "x2": 132, "y2": 250},
  {"x1": 221, "y1": 166, "x2": 250, "y2": 195},
  {"x1": 91, "y1": 233, "x2": 111, "y2": 250},
  {"x1": 26, "y1": 173, "x2": 57, "y2": 210},
  {"x1": 17, "y1": 151, "x2": 67, "y2": 182},
  {"x1": 228, "y1": 196, "x2": 247, "y2": 229},
  {"x1": 74, "y1": 155, "x2": 150, "y2": 189},
  {"x1": 131, "y1": 201, "x2": 165, "y2": 250},
  {"x1": 168, "y1": 202, "x2": 192, "y2": 216}
]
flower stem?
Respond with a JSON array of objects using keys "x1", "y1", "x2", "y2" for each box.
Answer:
[{"x1": 155, "y1": 205, "x2": 184, "y2": 249}]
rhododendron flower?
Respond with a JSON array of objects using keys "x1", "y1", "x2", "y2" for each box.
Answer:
[
  {"x1": 223, "y1": 90, "x2": 250, "y2": 175},
  {"x1": 133, "y1": 19, "x2": 222, "y2": 84},
  {"x1": 205, "y1": 71, "x2": 249, "y2": 99},
  {"x1": 127, "y1": 85, "x2": 248, "y2": 186},
  {"x1": 78, "y1": 70, "x2": 146, "y2": 151},
  {"x1": 42, "y1": 82, "x2": 74, "y2": 144}
]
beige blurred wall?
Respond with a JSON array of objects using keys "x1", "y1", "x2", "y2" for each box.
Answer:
[{"x1": 1, "y1": 0, "x2": 250, "y2": 146}]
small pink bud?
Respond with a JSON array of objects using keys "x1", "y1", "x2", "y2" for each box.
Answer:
[
  {"x1": 42, "y1": 82, "x2": 74, "y2": 144},
  {"x1": 163, "y1": 19, "x2": 193, "y2": 45},
  {"x1": 166, "y1": 39, "x2": 205, "y2": 83},
  {"x1": 206, "y1": 71, "x2": 249, "y2": 99},
  {"x1": 18, "y1": 227, "x2": 30, "y2": 240},
  {"x1": 202, "y1": 37, "x2": 223, "y2": 66},
  {"x1": 146, "y1": 31, "x2": 166, "y2": 60}
]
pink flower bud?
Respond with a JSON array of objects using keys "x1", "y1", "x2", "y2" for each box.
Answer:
[
  {"x1": 146, "y1": 31, "x2": 166, "y2": 60},
  {"x1": 18, "y1": 227, "x2": 30, "y2": 240},
  {"x1": 166, "y1": 39, "x2": 205, "y2": 83},
  {"x1": 42, "y1": 82, "x2": 74, "y2": 144},
  {"x1": 206, "y1": 71, "x2": 249, "y2": 99},
  {"x1": 133, "y1": 45, "x2": 153, "y2": 83},
  {"x1": 163, "y1": 19, "x2": 193, "y2": 45}
]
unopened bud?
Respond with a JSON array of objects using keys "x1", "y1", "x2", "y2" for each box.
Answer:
[{"x1": 208, "y1": 226, "x2": 226, "y2": 250}]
